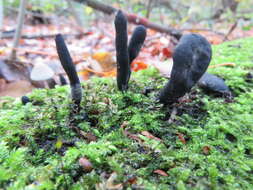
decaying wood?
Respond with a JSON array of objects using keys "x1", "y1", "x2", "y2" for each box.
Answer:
[{"x1": 72, "y1": 0, "x2": 182, "y2": 39}]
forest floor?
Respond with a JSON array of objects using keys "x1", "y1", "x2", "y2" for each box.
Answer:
[
  {"x1": 1, "y1": 16, "x2": 253, "y2": 97},
  {"x1": 0, "y1": 36, "x2": 252, "y2": 189}
]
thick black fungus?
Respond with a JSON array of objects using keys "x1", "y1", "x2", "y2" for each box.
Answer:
[
  {"x1": 128, "y1": 25, "x2": 147, "y2": 64},
  {"x1": 55, "y1": 34, "x2": 82, "y2": 107},
  {"x1": 198, "y1": 73, "x2": 230, "y2": 94},
  {"x1": 21, "y1": 96, "x2": 30, "y2": 105},
  {"x1": 159, "y1": 33, "x2": 212, "y2": 104},
  {"x1": 115, "y1": 10, "x2": 130, "y2": 91},
  {"x1": 59, "y1": 74, "x2": 67, "y2": 85}
]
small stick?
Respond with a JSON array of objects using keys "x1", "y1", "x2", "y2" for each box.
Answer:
[
  {"x1": 167, "y1": 106, "x2": 177, "y2": 124},
  {"x1": 209, "y1": 63, "x2": 236, "y2": 69},
  {"x1": 223, "y1": 21, "x2": 238, "y2": 42}
]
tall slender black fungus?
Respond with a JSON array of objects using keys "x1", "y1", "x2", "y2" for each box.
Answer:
[
  {"x1": 128, "y1": 25, "x2": 147, "y2": 64},
  {"x1": 55, "y1": 34, "x2": 82, "y2": 108},
  {"x1": 115, "y1": 10, "x2": 130, "y2": 91},
  {"x1": 159, "y1": 33, "x2": 212, "y2": 104}
]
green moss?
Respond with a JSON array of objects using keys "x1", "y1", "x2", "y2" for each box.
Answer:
[{"x1": 0, "y1": 37, "x2": 253, "y2": 190}]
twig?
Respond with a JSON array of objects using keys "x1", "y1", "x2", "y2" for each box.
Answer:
[
  {"x1": 12, "y1": 47, "x2": 57, "y2": 57},
  {"x1": 223, "y1": 21, "x2": 238, "y2": 41},
  {"x1": 181, "y1": 28, "x2": 225, "y2": 37},
  {"x1": 1, "y1": 32, "x2": 90, "y2": 39},
  {"x1": 9, "y1": 0, "x2": 27, "y2": 61},
  {"x1": 209, "y1": 63, "x2": 236, "y2": 69},
  {"x1": 72, "y1": 0, "x2": 182, "y2": 39}
]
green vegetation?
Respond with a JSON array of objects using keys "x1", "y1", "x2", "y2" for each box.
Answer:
[{"x1": 0, "y1": 37, "x2": 253, "y2": 189}]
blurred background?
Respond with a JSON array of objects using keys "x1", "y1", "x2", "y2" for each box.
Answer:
[{"x1": 0, "y1": 0, "x2": 253, "y2": 97}]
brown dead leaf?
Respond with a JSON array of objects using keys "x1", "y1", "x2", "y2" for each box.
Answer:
[
  {"x1": 153, "y1": 169, "x2": 169, "y2": 176},
  {"x1": 79, "y1": 131, "x2": 97, "y2": 142},
  {"x1": 79, "y1": 157, "x2": 93, "y2": 172},
  {"x1": 123, "y1": 130, "x2": 142, "y2": 143},
  {"x1": 124, "y1": 175, "x2": 137, "y2": 185},
  {"x1": 141, "y1": 131, "x2": 162, "y2": 141},
  {"x1": 203, "y1": 146, "x2": 211, "y2": 155},
  {"x1": 176, "y1": 133, "x2": 186, "y2": 144}
]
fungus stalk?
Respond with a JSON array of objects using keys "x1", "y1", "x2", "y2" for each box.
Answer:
[
  {"x1": 55, "y1": 34, "x2": 82, "y2": 111},
  {"x1": 115, "y1": 10, "x2": 130, "y2": 91},
  {"x1": 114, "y1": 10, "x2": 147, "y2": 91}
]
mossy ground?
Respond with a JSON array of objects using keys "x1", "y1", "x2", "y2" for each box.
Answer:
[{"x1": 0, "y1": 37, "x2": 253, "y2": 190}]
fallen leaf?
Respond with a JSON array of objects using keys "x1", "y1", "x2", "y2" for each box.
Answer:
[
  {"x1": 131, "y1": 61, "x2": 148, "y2": 72},
  {"x1": 176, "y1": 133, "x2": 186, "y2": 144},
  {"x1": 141, "y1": 131, "x2": 162, "y2": 141},
  {"x1": 79, "y1": 157, "x2": 93, "y2": 172},
  {"x1": 162, "y1": 47, "x2": 173, "y2": 58},
  {"x1": 153, "y1": 169, "x2": 169, "y2": 176},
  {"x1": 55, "y1": 139, "x2": 63, "y2": 149},
  {"x1": 203, "y1": 146, "x2": 211, "y2": 155},
  {"x1": 153, "y1": 59, "x2": 173, "y2": 78},
  {"x1": 80, "y1": 131, "x2": 97, "y2": 142},
  {"x1": 124, "y1": 175, "x2": 137, "y2": 185},
  {"x1": 92, "y1": 52, "x2": 116, "y2": 72}
]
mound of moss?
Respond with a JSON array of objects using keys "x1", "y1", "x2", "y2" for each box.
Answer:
[{"x1": 0, "y1": 37, "x2": 253, "y2": 190}]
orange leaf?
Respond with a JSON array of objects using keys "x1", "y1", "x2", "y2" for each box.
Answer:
[
  {"x1": 92, "y1": 52, "x2": 115, "y2": 72},
  {"x1": 131, "y1": 61, "x2": 148, "y2": 72}
]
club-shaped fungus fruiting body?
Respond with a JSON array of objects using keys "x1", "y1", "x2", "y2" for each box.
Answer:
[
  {"x1": 128, "y1": 25, "x2": 147, "y2": 64},
  {"x1": 115, "y1": 10, "x2": 130, "y2": 91},
  {"x1": 55, "y1": 34, "x2": 82, "y2": 107},
  {"x1": 159, "y1": 33, "x2": 212, "y2": 104},
  {"x1": 114, "y1": 10, "x2": 147, "y2": 91}
]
